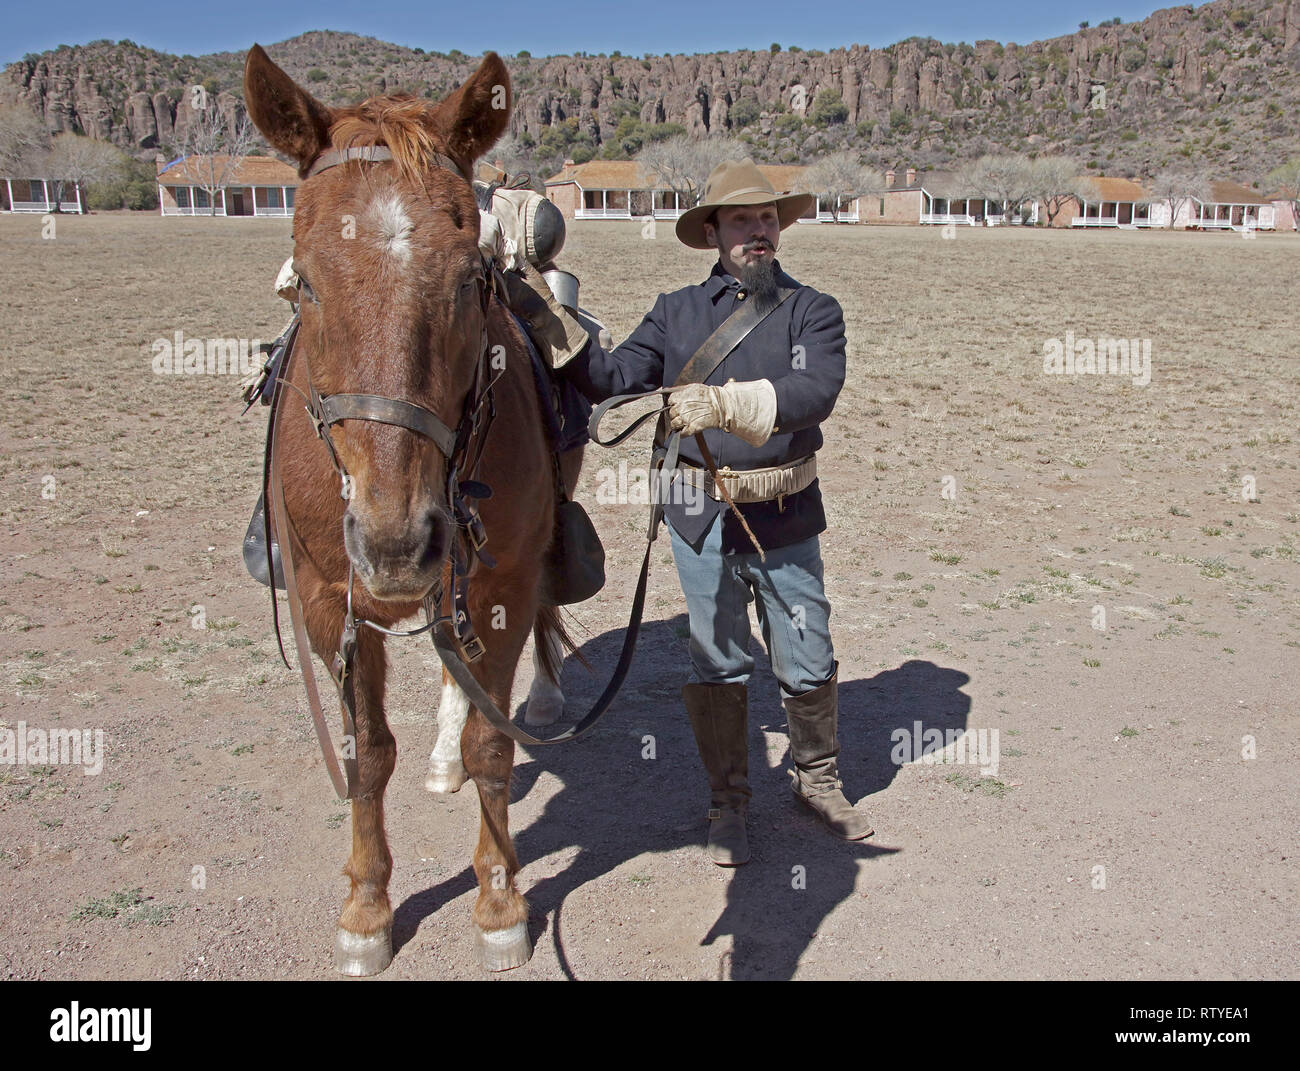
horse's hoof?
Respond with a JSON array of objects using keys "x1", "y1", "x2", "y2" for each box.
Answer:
[
  {"x1": 476, "y1": 921, "x2": 532, "y2": 971},
  {"x1": 524, "y1": 691, "x2": 564, "y2": 727},
  {"x1": 334, "y1": 925, "x2": 393, "y2": 977},
  {"x1": 425, "y1": 759, "x2": 468, "y2": 794}
]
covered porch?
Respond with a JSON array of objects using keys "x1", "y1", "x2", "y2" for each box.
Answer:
[
  {"x1": 576, "y1": 187, "x2": 654, "y2": 219},
  {"x1": 1071, "y1": 200, "x2": 1156, "y2": 227},
  {"x1": 160, "y1": 183, "x2": 296, "y2": 217},
  {"x1": 813, "y1": 195, "x2": 858, "y2": 223},
  {"x1": 1190, "y1": 200, "x2": 1274, "y2": 231},
  {"x1": 2, "y1": 178, "x2": 83, "y2": 213}
]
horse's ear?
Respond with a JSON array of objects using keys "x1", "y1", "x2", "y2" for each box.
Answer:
[
  {"x1": 243, "y1": 44, "x2": 334, "y2": 174},
  {"x1": 433, "y1": 52, "x2": 511, "y2": 167}
]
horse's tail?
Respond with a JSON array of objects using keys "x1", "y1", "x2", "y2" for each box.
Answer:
[{"x1": 533, "y1": 603, "x2": 589, "y2": 681}]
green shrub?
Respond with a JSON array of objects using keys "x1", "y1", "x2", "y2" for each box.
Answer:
[
  {"x1": 809, "y1": 88, "x2": 848, "y2": 127},
  {"x1": 729, "y1": 97, "x2": 761, "y2": 127}
]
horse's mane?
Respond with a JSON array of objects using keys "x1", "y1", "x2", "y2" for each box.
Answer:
[{"x1": 329, "y1": 95, "x2": 444, "y2": 183}]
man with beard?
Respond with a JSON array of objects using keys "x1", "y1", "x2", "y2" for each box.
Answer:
[{"x1": 558, "y1": 159, "x2": 873, "y2": 865}]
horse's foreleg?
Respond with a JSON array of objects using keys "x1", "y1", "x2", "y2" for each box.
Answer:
[
  {"x1": 426, "y1": 669, "x2": 471, "y2": 793},
  {"x1": 332, "y1": 625, "x2": 397, "y2": 976},
  {"x1": 463, "y1": 697, "x2": 531, "y2": 970},
  {"x1": 524, "y1": 626, "x2": 565, "y2": 726}
]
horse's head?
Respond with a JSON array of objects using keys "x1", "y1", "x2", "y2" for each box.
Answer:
[{"x1": 244, "y1": 44, "x2": 510, "y2": 601}]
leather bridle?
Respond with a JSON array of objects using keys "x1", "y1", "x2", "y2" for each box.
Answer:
[{"x1": 264, "y1": 144, "x2": 501, "y2": 797}]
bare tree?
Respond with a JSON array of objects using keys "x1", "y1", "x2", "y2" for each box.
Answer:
[
  {"x1": 964, "y1": 153, "x2": 1037, "y2": 222},
  {"x1": 1028, "y1": 156, "x2": 1092, "y2": 225},
  {"x1": 0, "y1": 104, "x2": 49, "y2": 178},
  {"x1": 636, "y1": 134, "x2": 748, "y2": 208},
  {"x1": 803, "y1": 151, "x2": 886, "y2": 222},
  {"x1": 1147, "y1": 169, "x2": 1212, "y2": 229},
  {"x1": 1266, "y1": 157, "x2": 1300, "y2": 233},
  {"x1": 182, "y1": 106, "x2": 255, "y2": 216},
  {"x1": 482, "y1": 133, "x2": 539, "y2": 189},
  {"x1": 45, "y1": 133, "x2": 127, "y2": 211}
]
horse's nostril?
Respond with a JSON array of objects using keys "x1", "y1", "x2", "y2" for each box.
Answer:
[{"x1": 415, "y1": 508, "x2": 450, "y2": 572}]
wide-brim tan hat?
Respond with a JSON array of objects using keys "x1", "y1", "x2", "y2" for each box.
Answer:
[{"x1": 675, "y1": 159, "x2": 815, "y2": 249}]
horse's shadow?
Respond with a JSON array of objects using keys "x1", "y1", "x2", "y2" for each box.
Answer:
[{"x1": 394, "y1": 615, "x2": 971, "y2": 979}]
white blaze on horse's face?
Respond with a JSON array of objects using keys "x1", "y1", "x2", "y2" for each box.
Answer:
[{"x1": 371, "y1": 192, "x2": 414, "y2": 266}]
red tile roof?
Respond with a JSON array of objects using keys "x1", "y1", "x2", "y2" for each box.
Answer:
[{"x1": 158, "y1": 154, "x2": 299, "y2": 187}]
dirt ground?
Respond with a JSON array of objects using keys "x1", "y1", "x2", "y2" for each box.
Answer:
[{"x1": 0, "y1": 212, "x2": 1295, "y2": 980}]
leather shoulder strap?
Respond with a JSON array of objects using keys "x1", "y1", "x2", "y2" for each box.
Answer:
[{"x1": 673, "y1": 286, "x2": 797, "y2": 387}]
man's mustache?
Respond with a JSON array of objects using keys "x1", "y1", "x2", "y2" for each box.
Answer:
[{"x1": 742, "y1": 240, "x2": 774, "y2": 252}]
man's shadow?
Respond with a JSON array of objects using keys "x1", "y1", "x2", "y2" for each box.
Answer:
[{"x1": 394, "y1": 614, "x2": 971, "y2": 979}]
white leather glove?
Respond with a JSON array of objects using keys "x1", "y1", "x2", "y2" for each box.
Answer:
[{"x1": 668, "y1": 379, "x2": 778, "y2": 447}]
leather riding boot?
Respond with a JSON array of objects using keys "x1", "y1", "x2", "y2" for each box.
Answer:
[
  {"x1": 784, "y1": 669, "x2": 874, "y2": 841},
  {"x1": 683, "y1": 682, "x2": 751, "y2": 866}
]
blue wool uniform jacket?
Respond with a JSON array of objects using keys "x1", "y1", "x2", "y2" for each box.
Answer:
[{"x1": 565, "y1": 259, "x2": 847, "y2": 553}]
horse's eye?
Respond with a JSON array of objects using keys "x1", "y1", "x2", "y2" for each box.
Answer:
[{"x1": 297, "y1": 272, "x2": 319, "y2": 305}]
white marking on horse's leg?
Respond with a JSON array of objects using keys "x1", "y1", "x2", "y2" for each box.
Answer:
[
  {"x1": 426, "y1": 675, "x2": 469, "y2": 793},
  {"x1": 524, "y1": 629, "x2": 565, "y2": 727}
]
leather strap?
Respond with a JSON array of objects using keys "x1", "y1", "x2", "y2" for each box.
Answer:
[
  {"x1": 588, "y1": 283, "x2": 800, "y2": 561},
  {"x1": 306, "y1": 145, "x2": 469, "y2": 183},
  {"x1": 585, "y1": 287, "x2": 798, "y2": 447},
  {"x1": 675, "y1": 286, "x2": 796, "y2": 386},
  {"x1": 319, "y1": 394, "x2": 459, "y2": 458},
  {"x1": 267, "y1": 369, "x2": 358, "y2": 800},
  {"x1": 428, "y1": 534, "x2": 654, "y2": 747}
]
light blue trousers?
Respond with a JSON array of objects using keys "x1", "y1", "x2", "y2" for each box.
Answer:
[{"x1": 667, "y1": 513, "x2": 835, "y2": 697}]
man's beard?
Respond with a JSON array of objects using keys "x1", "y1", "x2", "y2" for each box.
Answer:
[{"x1": 736, "y1": 251, "x2": 780, "y2": 312}]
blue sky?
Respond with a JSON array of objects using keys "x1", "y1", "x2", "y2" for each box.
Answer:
[{"x1": 8, "y1": 1, "x2": 1170, "y2": 61}]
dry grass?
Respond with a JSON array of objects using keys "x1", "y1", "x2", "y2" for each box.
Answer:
[{"x1": 0, "y1": 211, "x2": 1296, "y2": 980}]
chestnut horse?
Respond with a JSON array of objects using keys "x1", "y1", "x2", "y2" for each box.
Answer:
[{"x1": 244, "y1": 44, "x2": 580, "y2": 974}]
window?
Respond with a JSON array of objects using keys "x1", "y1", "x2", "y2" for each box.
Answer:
[
  {"x1": 879, "y1": 198, "x2": 884, "y2": 215},
  {"x1": 264, "y1": 186, "x2": 282, "y2": 208},
  {"x1": 172, "y1": 186, "x2": 190, "y2": 209},
  {"x1": 30, "y1": 180, "x2": 45, "y2": 202},
  {"x1": 194, "y1": 187, "x2": 210, "y2": 208},
  {"x1": 285, "y1": 188, "x2": 295, "y2": 208}
]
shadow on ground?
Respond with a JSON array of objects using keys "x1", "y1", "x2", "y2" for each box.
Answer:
[{"x1": 394, "y1": 614, "x2": 971, "y2": 978}]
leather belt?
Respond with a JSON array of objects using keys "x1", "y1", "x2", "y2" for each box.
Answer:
[{"x1": 677, "y1": 454, "x2": 816, "y2": 506}]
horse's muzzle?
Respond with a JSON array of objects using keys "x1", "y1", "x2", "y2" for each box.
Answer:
[{"x1": 343, "y1": 503, "x2": 452, "y2": 601}]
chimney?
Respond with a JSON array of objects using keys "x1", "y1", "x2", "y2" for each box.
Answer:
[
  {"x1": 885, "y1": 169, "x2": 895, "y2": 188},
  {"x1": 906, "y1": 167, "x2": 917, "y2": 186},
  {"x1": 155, "y1": 152, "x2": 166, "y2": 175},
  {"x1": 563, "y1": 158, "x2": 575, "y2": 168}
]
